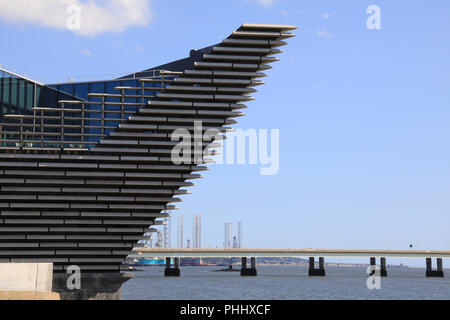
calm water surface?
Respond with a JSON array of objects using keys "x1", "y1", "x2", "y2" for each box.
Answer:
[{"x1": 122, "y1": 266, "x2": 450, "y2": 300}]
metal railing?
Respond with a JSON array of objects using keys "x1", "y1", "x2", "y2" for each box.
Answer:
[
  {"x1": 40, "y1": 69, "x2": 164, "y2": 84},
  {"x1": 0, "y1": 73, "x2": 178, "y2": 150}
]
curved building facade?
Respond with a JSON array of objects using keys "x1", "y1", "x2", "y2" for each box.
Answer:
[{"x1": 0, "y1": 24, "x2": 296, "y2": 273}]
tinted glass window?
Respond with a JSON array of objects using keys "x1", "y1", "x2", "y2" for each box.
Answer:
[
  {"x1": 18, "y1": 79, "x2": 26, "y2": 109},
  {"x1": 74, "y1": 83, "x2": 89, "y2": 100},
  {"x1": 89, "y1": 82, "x2": 105, "y2": 102},
  {"x1": 59, "y1": 84, "x2": 74, "y2": 96},
  {"x1": 43, "y1": 87, "x2": 57, "y2": 107},
  {"x1": 106, "y1": 81, "x2": 120, "y2": 103},
  {"x1": 0, "y1": 76, "x2": 4, "y2": 114},
  {"x1": 0, "y1": 76, "x2": 3, "y2": 106},
  {"x1": 26, "y1": 83, "x2": 34, "y2": 110},
  {"x1": 123, "y1": 79, "x2": 138, "y2": 103},
  {"x1": 35, "y1": 85, "x2": 42, "y2": 107},
  {"x1": 10, "y1": 78, "x2": 18, "y2": 107},
  {"x1": 106, "y1": 81, "x2": 121, "y2": 94}
]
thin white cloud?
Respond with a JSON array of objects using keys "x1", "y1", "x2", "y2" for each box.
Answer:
[
  {"x1": 80, "y1": 49, "x2": 92, "y2": 57},
  {"x1": 321, "y1": 13, "x2": 331, "y2": 19},
  {"x1": 247, "y1": 0, "x2": 277, "y2": 8},
  {"x1": 281, "y1": 10, "x2": 289, "y2": 16},
  {"x1": 0, "y1": 0, "x2": 154, "y2": 36},
  {"x1": 317, "y1": 29, "x2": 332, "y2": 38}
]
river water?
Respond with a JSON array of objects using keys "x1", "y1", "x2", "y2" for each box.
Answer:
[{"x1": 122, "y1": 265, "x2": 449, "y2": 300}]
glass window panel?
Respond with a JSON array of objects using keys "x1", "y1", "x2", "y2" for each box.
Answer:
[
  {"x1": 106, "y1": 81, "x2": 120, "y2": 102},
  {"x1": 89, "y1": 82, "x2": 105, "y2": 102},
  {"x1": 106, "y1": 81, "x2": 121, "y2": 94},
  {"x1": 106, "y1": 114, "x2": 120, "y2": 121},
  {"x1": 1, "y1": 76, "x2": 5, "y2": 113},
  {"x1": 18, "y1": 80, "x2": 26, "y2": 109},
  {"x1": 125, "y1": 97, "x2": 137, "y2": 103},
  {"x1": 43, "y1": 87, "x2": 57, "y2": 107},
  {"x1": 104, "y1": 104, "x2": 120, "y2": 111},
  {"x1": 74, "y1": 83, "x2": 89, "y2": 100},
  {"x1": 124, "y1": 105, "x2": 138, "y2": 113},
  {"x1": 123, "y1": 79, "x2": 138, "y2": 104},
  {"x1": 58, "y1": 84, "x2": 74, "y2": 96},
  {"x1": 10, "y1": 78, "x2": 18, "y2": 107},
  {"x1": 0, "y1": 77, "x2": 3, "y2": 105},
  {"x1": 105, "y1": 121, "x2": 119, "y2": 127},
  {"x1": 86, "y1": 103, "x2": 101, "y2": 111},
  {"x1": 26, "y1": 83, "x2": 34, "y2": 109},
  {"x1": 122, "y1": 79, "x2": 137, "y2": 87},
  {"x1": 3, "y1": 77, "x2": 10, "y2": 105},
  {"x1": 154, "y1": 79, "x2": 162, "y2": 88},
  {"x1": 58, "y1": 90, "x2": 75, "y2": 102},
  {"x1": 87, "y1": 120, "x2": 101, "y2": 126},
  {"x1": 35, "y1": 85, "x2": 42, "y2": 107}
]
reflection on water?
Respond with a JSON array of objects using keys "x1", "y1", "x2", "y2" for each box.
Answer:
[{"x1": 122, "y1": 265, "x2": 449, "y2": 300}]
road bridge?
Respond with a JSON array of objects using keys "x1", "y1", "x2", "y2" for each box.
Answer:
[{"x1": 128, "y1": 248, "x2": 449, "y2": 277}]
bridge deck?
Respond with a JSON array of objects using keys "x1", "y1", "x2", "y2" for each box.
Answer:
[{"x1": 129, "y1": 248, "x2": 450, "y2": 259}]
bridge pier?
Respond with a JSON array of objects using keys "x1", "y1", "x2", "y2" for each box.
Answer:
[
  {"x1": 426, "y1": 258, "x2": 444, "y2": 277},
  {"x1": 308, "y1": 257, "x2": 325, "y2": 276},
  {"x1": 164, "y1": 257, "x2": 180, "y2": 277},
  {"x1": 380, "y1": 257, "x2": 387, "y2": 277},
  {"x1": 241, "y1": 257, "x2": 257, "y2": 276},
  {"x1": 369, "y1": 257, "x2": 388, "y2": 277}
]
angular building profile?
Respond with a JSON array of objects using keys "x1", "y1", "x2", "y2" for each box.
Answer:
[{"x1": 0, "y1": 24, "x2": 296, "y2": 274}]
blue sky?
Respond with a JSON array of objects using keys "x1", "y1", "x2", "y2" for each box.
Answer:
[{"x1": 1, "y1": 0, "x2": 449, "y2": 265}]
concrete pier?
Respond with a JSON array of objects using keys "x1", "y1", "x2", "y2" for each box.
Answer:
[
  {"x1": 164, "y1": 257, "x2": 181, "y2": 277},
  {"x1": 0, "y1": 263, "x2": 53, "y2": 292},
  {"x1": 241, "y1": 257, "x2": 257, "y2": 276},
  {"x1": 380, "y1": 257, "x2": 388, "y2": 277},
  {"x1": 437, "y1": 258, "x2": 443, "y2": 274},
  {"x1": 242, "y1": 257, "x2": 247, "y2": 269},
  {"x1": 426, "y1": 258, "x2": 444, "y2": 277},
  {"x1": 0, "y1": 263, "x2": 60, "y2": 300},
  {"x1": 53, "y1": 272, "x2": 133, "y2": 300},
  {"x1": 308, "y1": 257, "x2": 325, "y2": 276}
]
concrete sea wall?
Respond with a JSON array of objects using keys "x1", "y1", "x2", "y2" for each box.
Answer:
[{"x1": 0, "y1": 263, "x2": 60, "y2": 300}]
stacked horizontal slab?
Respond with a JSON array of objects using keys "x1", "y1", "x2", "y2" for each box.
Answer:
[{"x1": 0, "y1": 24, "x2": 296, "y2": 272}]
